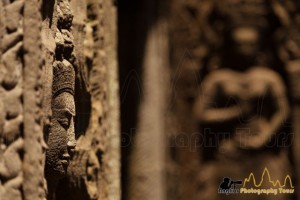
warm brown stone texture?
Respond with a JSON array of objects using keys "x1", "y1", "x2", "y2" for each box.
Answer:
[
  {"x1": 166, "y1": 0, "x2": 298, "y2": 200},
  {"x1": 2, "y1": 0, "x2": 300, "y2": 199},
  {"x1": 23, "y1": 0, "x2": 45, "y2": 199},
  {"x1": 0, "y1": 0, "x2": 26, "y2": 199},
  {"x1": 0, "y1": 0, "x2": 119, "y2": 199}
]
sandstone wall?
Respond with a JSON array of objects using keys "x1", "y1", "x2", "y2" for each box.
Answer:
[{"x1": 0, "y1": 0, "x2": 119, "y2": 199}]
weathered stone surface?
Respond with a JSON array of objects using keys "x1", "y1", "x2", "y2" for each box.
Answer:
[
  {"x1": 4, "y1": 0, "x2": 300, "y2": 199},
  {"x1": 165, "y1": 0, "x2": 298, "y2": 200},
  {"x1": 4, "y1": 0, "x2": 24, "y2": 33},
  {"x1": 0, "y1": 0, "x2": 119, "y2": 199},
  {"x1": 0, "y1": 0, "x2": 25, "y2": 199},
  {"x1": 23, "y1": 0, "x2": 45, "y2": 199}
]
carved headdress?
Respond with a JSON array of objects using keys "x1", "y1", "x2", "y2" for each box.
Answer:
[{"x1": 52, "y1": 59, "x2": 75, "y2": 97}]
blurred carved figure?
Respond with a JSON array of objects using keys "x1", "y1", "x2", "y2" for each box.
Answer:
[
  {"x1": 194, "y1": 68, "x2": 292, "y2": 200},
  {"x1": 194, "y1": 66, "x2": 289, "y2": 151},
  {"x1": 187, "y1": 0, "x2": 295, "y2": 199}
]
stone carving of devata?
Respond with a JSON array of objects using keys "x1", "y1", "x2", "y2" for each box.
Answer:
[{"x1": 45, "y1": 59, "x2": 76, "y2": 199}]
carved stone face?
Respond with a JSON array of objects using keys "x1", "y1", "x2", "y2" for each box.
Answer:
[
  {"x1": 45, "y1": 59, "x2": 76, "y2": 180},
  {"x1": 231, "y1": 26, "x2": 259, "y2": 56},
  {"x1": 45, "y1": 92, "x2": 76, "y2": 179}
]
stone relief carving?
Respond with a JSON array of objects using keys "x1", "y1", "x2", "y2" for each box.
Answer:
[
  {"x1": 43, "y1": 0, "x2": 101, "y2": 199},
  {"x1": 168, "y1": 0, "x2": 297, "y2": 199},
  {"x1": 45, "y1": 60, "x2": 76, "y2": 184},
  {"x1": 44, "y1": 0, "x2": 77, "y2": 199},
  {"x1": 193, "y1": 1, "x2": 293, "y2": 199},
  {"x1": 194, "y1": 67, "x2": 289, "y2": 151},
  {"x1": 57, "y1": 1, "x2": 104, "y2": 199},
  {"x1": 0, "y1": 0, "x2": 24, "y2": 199},
  {"x1": 0, "y1": 0, "x2": 118, "y2": 199}
]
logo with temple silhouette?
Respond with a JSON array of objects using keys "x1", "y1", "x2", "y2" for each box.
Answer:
[{"x1": 218, "y1": 167, "x2": 295, "y2": 195}]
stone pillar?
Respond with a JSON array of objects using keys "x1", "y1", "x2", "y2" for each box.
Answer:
[
  {"x1": 128, "y1": 17, "x2": 169, "y2": 200},
  {"x1": 23, "y1": 0, "x2": 45, "y2": 199}
]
